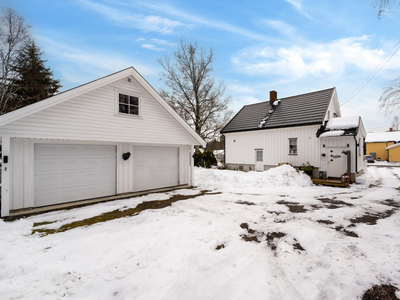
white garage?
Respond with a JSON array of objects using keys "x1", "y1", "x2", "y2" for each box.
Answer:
[
  {"x1": 34, "y1": 144, "x2": 117, "y2": 207},
  {"x1": 132, "y1": 146, "x2": 179, "y2": 192},
  {"x1": 0, "y1": 67, "x2": 205, "y2": 217}
]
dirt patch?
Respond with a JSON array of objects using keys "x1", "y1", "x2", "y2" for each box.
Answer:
[
  {"x1": 293, "y1": 242, "x2": 305, "y2": 251},
  {"x1": 381, "y1": 199, "x2": 400, "y2": 208},
  {"x1": 266, "y1": 232, "x2": 286, "y2": 251},
  {"x1": 235, "y1": 201, "x2": 256, "y2": 206},
  {"x1": 32, "y1": 191, "x2": 221, "y2": 236},
  {"x1": 240, "y1": 223, "x2": 261, "y2": 243},
  {"x1": 268, "y1": 211, "x2": 285, "y2": 215},
  {"x1": 276, "y1": 200, "x2": 307, "y2": 213},
  {"x1": 335, "y1": 226, "x2": 358, "y2": 238},
  {"x1": 317, "y1": 219, "x2": 335, "y2": 225},
  {"x1": 317, "y1": 198, "x2": 353, "y2": 207},
  {"x1": 362, "y1": 284, "x2": 399, "y2": 300},
  {"x1": 350, "y1": 209, "x2": 396, "y2": 225},
  {"x1": 215, "y1": 244, "x2": 225, "y2": 250}
]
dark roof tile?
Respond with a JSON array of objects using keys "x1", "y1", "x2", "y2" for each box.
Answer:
[{"x1": 221, "y1": 88, "x2": 335, "y2": 133}]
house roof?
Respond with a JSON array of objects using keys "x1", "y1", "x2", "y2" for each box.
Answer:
[
  {"x1": 386, "y1": 143, "x2": 400, "y2": 150},
  {"x1": 0, "y1": 67, "x2": 206, "y2": 147},
  {"x1": 366, "y1": 132, "x2": 400, "y2": 143},
  {"x1": 221, "y1": 87, "x2": 335, "y2": 133},
  {"x1": 319, "y1": 116, "x2": 361, "y2": 138}
]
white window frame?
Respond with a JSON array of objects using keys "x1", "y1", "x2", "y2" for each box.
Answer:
[
  {"x1": 115, "y1": 90, "x2": 141, "y2": 117},
  {"x1": 289, "y1": 138, "x2": 298, "y2": 155}
]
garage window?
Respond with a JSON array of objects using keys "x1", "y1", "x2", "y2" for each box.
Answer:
[{"x1": 118, "y1": 93, "x2": 139, "y2": 116}]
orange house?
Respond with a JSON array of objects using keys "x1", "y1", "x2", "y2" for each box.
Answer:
[{"x1": 365, "y1": 132, "x2": 400, "y2": 161}]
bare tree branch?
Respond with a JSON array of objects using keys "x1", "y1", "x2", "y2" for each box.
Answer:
[
  {"x1": 158, "y1": 40, "x2": 232, "y2": 141},
  {"x1": 379, "y1": 76, "x2": 400, "y2": 114},
  {"x1": 0, "y1": 7, "x2": 31, "y2": 114}
]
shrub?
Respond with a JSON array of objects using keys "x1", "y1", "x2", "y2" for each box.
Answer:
[{"x1": 193, "y1": 149, "x2": 217, "y2": 168}]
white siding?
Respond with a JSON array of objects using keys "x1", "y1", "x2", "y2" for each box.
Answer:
[
  {"x1": 9, "y1": 138, "x2": 192, "y2": 210},
  {"x1": 319, "y1": 136, "x2": 356, "y2": 173},
  {"x1": 225, "y1": 125, "x2": 321, "y2": 168},
  {"x1": 0, "y1": 77, "x2": 198, "y2": 145},
  {"x1": 323, "y1": 89, "x2": 341, "y2": 121}
]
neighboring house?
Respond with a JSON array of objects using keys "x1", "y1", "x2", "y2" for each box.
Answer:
[
  {"x1": 365, "y1": 131, "x2": 400, "y2": 161},
  {"x1": 221, "y1": 88, "x2": 366, "y2": 182},
  {"x1": 0, "y1": 67, "x2": 205, "y2": 217},
  {"x1": 386, "y1": 143, "x2": 400, "y2": 162}
]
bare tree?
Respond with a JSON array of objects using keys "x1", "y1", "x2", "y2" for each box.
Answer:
[
  {"x1": 379, "y1": 76, "x2": 400, "y2": 114},
  {"x1": 0, "y1": 7, "x2": 31, "y2": 114},
  {"x1": 374, "y1": 0, "x2": 400, "y2": 19},
  {"x1": 158, "y1": 40, "x2": 232, "y2": 141}
]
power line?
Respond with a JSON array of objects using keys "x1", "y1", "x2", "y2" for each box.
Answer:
[{"x1": 339, "y1": 40, "x2": 400, "y2": 106}]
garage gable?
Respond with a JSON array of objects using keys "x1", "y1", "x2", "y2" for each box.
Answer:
[{"x1": 0, "y1": 67, "x2": 205, "y2": 147}]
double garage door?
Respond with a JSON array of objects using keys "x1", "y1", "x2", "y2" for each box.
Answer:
[{"x1": 34, "y1": 144, "x2": 179, "y2": 207}]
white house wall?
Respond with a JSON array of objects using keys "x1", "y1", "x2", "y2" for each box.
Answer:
[
  {"x1": 9, "y1": 138, "x2": 191, "y2": 210},
  {"x1": 0, "y1": 77, "x2": 198, "y2": 146},
  {"x1": 324, "y1": 91, "x2": 341, "y2": 121},
  {"x1": 225, "y1": 125, "x2": 321, "y2": 168}
]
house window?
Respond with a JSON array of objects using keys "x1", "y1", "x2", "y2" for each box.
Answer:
[
  {"x1": 118, "y1": 93, "x2": 139, "y2": 116},
  {"x1": 256, "y1": 150, "x2": 263, "y2": 161},
  {"x1": 289, "y1": 138, "x2": 297, "y2": 154}
]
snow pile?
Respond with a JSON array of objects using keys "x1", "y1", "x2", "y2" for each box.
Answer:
[{"x1": 194, "y1": 164, "x2": 313, "y2": 190}]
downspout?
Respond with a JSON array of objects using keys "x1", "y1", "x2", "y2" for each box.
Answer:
[{"x1": 353, "y1": 136, "x2": 358, "y2": 173}]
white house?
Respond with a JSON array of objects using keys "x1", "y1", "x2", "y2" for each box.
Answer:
[
  {"x1": 0, "y1": 67, "x2": 205, "y2": 217},
  {"x1": 221, "y1": 88, "x2": 366, "y2": 182}
]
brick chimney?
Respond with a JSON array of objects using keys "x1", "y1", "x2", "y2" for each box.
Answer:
[{"x1": 270, "y1": 90, "x2": 277, "y2": 104}]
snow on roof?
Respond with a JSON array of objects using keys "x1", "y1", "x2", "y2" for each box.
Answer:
[
  {"x1": 386, "y1": 143, "x2": 400, "y2": 150},
  {"x1": 366, "y1": 131, "x2": 400, "y2": 143},
  {"x1": 319, "y1": 130, "x2": 345, "y2": 138},
  {"x1": 325, "y1": 116, "x2": 359, "y2": 130}
]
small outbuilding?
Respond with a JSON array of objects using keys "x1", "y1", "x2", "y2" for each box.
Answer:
[
  {"x1": 0, "y1": 67, "x2": 205, "y2": 217},
  {"x1": 365, "y1": 131, "x2": 400, "y2": 161},
  {"x1": 386, "y1": 143, "x2": 400, "y2": 162}
]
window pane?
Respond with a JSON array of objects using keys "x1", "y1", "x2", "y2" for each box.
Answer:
[
  {"x1": 130, "y1": 106, "x2": 139, "y2": 115},
  {"x1": 119, "y1": 94, "x2": 128, "y2": 104},
  {"x1": 130, "y1": 96, "x2": 139, "y2": 106},
  {"x1": 119, "y1": 104, "x2": 128, "y2": 114},
  {"x1": 289, "y1": 139, "x2": 297, "y2": 154},
  {"x1": 256, "y1": 150, "x2": 263, "y2": 161}
]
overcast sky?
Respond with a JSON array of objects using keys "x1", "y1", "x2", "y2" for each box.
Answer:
[{"x1": 4, "y1": 0, "x2": 400, "y2": 131}]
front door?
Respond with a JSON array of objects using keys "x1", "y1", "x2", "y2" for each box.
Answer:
[
  {"x1": 327, "y1": 148, "x2": 347, "y2": 178},
  {"x1": 255, "y1": 149, "x2": 264, "y2": 172}
]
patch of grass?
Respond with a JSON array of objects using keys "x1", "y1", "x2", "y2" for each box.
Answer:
[
  {"x1": 381, "y1": 199, "x2": 400, "y2": 208},
  {"x1": 33, "y1": 221, "x2": 57, "y2": 227},
  {"x1": 362, "y1": 284, "x2": 399, "y2": 300},
  {"x1": 266, "y1": 232, "x2": 286, "y2": 251},
  {"x1": 32, "y1": 191, "x2": 221, "y2": 236}
]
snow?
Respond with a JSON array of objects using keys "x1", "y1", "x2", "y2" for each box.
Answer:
[
  {"x1": 1, "y1": 165, "x2": 400, "y2": 299},
  {"x1": 319, "y1": 130, "x2": 345, "y2": 137},
  {"x1": 386, "y1": 143, "x2": 400, "y2": 150},
  {"x1": 325, "y1": 116, "x2": 359, "y2": 130},
  {"x1": 366, "y1": 131, "x2": 400, "y2": 143}
]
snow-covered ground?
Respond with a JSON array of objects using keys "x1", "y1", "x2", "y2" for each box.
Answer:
[{"x1": 1, "y1": 165, "x2": 400, "y2": 300}]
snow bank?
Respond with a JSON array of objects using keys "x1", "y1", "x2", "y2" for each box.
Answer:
[{"x1": 194, "y1": 164, "x2": 313, "y2": 190}]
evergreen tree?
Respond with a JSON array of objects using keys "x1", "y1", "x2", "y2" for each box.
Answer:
[{"x1": 9, "y1": 42, "x2": 61, "y2": 112}]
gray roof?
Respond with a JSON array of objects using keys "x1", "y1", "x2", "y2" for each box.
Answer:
[{"x1": 221, "y1": 88, "x2": 335, "y2": 133}]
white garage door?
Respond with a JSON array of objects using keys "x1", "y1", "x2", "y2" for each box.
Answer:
[
  {"x1": 132, "y1": 146, "x2": 179, "y2": 192},
  {"x1": 34, "y1": 144, "x2": 116, "y2": 207}
]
